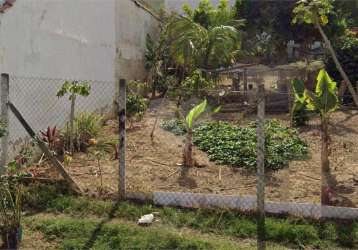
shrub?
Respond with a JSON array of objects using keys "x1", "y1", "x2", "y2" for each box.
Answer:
[
  {"x1": 181, "y1": 70, "x2": 214, "y2": 98},
  {"x1": 164, "y1": 119, "x2": 307, "y2": 170},
  {"x1": 61, "y1": 112, "x2": 103, "y2": 152},
  {"x1": 126, "y1": 94, "x2": 148, "y2": 120},
  {"x1": 161, "y1": 119, "x2": 187, "y2": 136}
]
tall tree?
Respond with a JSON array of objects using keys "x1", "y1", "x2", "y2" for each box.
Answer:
[{"x1": 292, "y1": 0, "x2": 358, "y2": 108}]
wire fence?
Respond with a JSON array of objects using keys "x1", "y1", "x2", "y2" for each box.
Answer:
[{"x1": 0, "y1": 72, "x2": 357, "y2": 249}]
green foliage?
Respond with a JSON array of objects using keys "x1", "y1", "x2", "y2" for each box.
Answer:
[
  {"x1": 56, "y1": 81, "x2": 91, "y2": 100},
  {"x1": 161, "y1": 119, "x2": 187, "y2": 136},
  {"x1": 326, "y1": 35, "x2": 358, "y2": 93},
  {"x1": 292, "y1": 0, "x2": 334, "y2": 26},
  {"x1": 192, "y1": 120, "x2": 307, "y2": 170},
  {"x1": 304, "y1": 69, "x2": 339, "y2": 116},
  {"x1": 127, "y1": 80, "x2": 150, "y2": 97},
  {"x1": 185, "y1": 99, "x2": 207, "y2": 129},
  {"x1": 291, "y1": 79, "x2": 310, "y2": 126},
  {"x1": 126, "y1": 94, "x2": 148, "y2": 119},
  {"x1": 74, "y1": 112, "x2": 103, "y2": 140},
  {"x1": 31, "y1": 217, "x2": 236, "y2": 250},
  {"x1": 23, "y1": 193, "x2": 358, "y2": 249},
  {"x1": 167, "y1": 0, "x2": 243, "y2": 70},
  {"x1": 163, "y1": 118, "x2": 307, "y2": 170},
  {"x1": 181, "y1": 69, "x2": 214, "y2": 97}
]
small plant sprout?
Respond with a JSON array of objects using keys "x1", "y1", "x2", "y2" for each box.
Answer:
[
  {"x1": 183, "y1": 99, "x2": 220, "y2": 167},
  {"x1": 57, "y1": 81, "x2": 91, "y2": 154},
  {"x1": 89, "y1": 138, "x2": 116, "y2": 195}
]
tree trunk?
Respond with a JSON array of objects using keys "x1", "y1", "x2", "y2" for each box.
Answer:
[
  {"x1": 183, "y1": 128, "x2": 193, "y2": 167},
  {"x1": 321, "y1": 117, "x2": 332, "y2": 205},
  {"x1": 316, "y1": 22, "x2": 358, "y2": 108},
  {"x1": 69, "y1": 95, "x2": 76, "y2": 154}
]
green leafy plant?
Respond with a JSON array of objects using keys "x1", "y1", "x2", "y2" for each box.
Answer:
[
  {"x1": 182, "y1": 99, "x2": 220, "y2": 167},
  {"x1": 292, "y1": 0, "x2": 358, "y2": 107},
  {"x1": 57, "y1": 81, "x2": 91, "y2": 154},
  {"x1": 291, "y1": 79, "x2": 310, "y2": 126},
  {"x1": 126, "y1": 94, "x2": 148, "y2": 121},
  {"x1": 161, "y1": 119, "x2": 187, "y2": 136},
  {"x1": 62, "y1": 112, "x2": 103, "y2": 153},
  {"x1": 167, "y1": 0, "x2": 243, "y2": 71},
  {"x1": 181, "y1": 69, "x2": 214, "y2": 98},
  {"x1": 163, "y1": 118, "x2": 308, "y2": 170},
  {"x1": 304, "y1": 69, "x2": 339, "y2": 205},
  {"x1": 192, "y1": 120, "x2": 307, "y2": 171},
  {"x1": 88, "y1": 138, "x2": 116, "y2": 195},
  {"x1": 0, "y1": 142, "x2": 26, "y2": 250}
]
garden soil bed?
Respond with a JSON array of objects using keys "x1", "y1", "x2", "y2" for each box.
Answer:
[{"x1": 30, "y1": 99, "x2": 358, "y2": 208}]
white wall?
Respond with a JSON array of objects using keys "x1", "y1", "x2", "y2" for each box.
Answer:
[
  {"x1": 0, "y1": 0, "x2": 117, "y2": 157},
  {"x1": 115, "y1": 0, "x2": 160, "y2": 81},
  {"x1": 164, "y1": 0, "x2": 236, "y2": 13},
  {"x1": 0, "y1": 0, "x2": 116, "y2": 81}
]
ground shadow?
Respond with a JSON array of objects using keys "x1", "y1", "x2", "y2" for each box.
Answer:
[
  {"x1": 82, "y1": 199, "x2": 121, "y2": 249},
  {"x1": 178, "y1": 166, "x2": 198, "y2": 189}
]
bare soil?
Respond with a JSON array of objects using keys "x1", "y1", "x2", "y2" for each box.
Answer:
[{"x1": 30, "y1": 99, "x2": 358, "y2": 207}]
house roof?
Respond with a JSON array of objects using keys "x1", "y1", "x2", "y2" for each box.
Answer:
[{"x1": 0, "y1": 0, "x2": 15, "y2": 13}]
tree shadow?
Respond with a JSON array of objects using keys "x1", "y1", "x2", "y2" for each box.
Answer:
[
  {"x1": 178, "y1": 166, "x2": 198, "y2": 189},
  {"x1": 82, "y1": 199, "x2": 121, "y2": 249}
]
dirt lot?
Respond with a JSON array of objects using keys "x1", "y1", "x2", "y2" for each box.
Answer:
[{"x1": 31, "y1": 99, "x2": 358, "y2": 207}]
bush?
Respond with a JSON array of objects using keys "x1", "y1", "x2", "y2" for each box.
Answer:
[
  {"x1": 61, "y1": 112, "x2": 103, "y2": 152},
  {"x1": 181, "y1": 70, "x2": 214, "y2": 98},
  {"x1": 161, "y1": 119, "x2": 187, "y2": 136},
  {"x1": 164, "y1": 119, "x2": 307, "y2": 170},
  {"x1": 126, "y1": 94, "x2": 148, "y2": 120}
]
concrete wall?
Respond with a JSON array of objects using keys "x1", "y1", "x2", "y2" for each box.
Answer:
[
  {"x1": 0, "y1": 0, "x2": 116, "y2": 81},
  {"x1": 115, "y1": 0, "x2": 160, "y2": 81},
  {"x1": 0, "y1": 0, "x2": 117, "y2": 158},
  {"x1": 164, "y1": 0, "x2": 235, "y2": 13}
]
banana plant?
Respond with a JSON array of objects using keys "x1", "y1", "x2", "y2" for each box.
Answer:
[
  {"x1": 291, "y1": 79, "x2": 309, "y2": 126},
  {"x1": 304, "y1": 69, "x2": 339, "y2": 205},
  {"x1": 183, "y1": 99, "x2": 220, "y2": 167}
]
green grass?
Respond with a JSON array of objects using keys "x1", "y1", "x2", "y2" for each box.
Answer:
[
  {"x1": 26, "y1": 217, "x2": 242, "y2": 250},
  {"x1": 23, "y1": 184, "x2": 358, "y2": 249}
]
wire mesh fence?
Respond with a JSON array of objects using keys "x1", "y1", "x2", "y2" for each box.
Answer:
[{"x1": 0, "y1": 71, "x2": 357, "y2": 248}]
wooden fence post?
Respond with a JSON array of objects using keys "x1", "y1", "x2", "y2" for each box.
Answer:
[
  {"x1": 256, "y1": 83, "x2": 266, "y2": 250},
  {"x1": 0, "y1": 73, "x2": 9, "y2": 173},
  {"x1": 118, "y1": 79, "x2": 126, "y2": 199}
]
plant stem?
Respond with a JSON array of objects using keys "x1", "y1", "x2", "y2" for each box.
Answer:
[
  {"x1": 69, "y1": 95, "x2": 76, "y2": 154},
  {"x1": 316, "y1": 22, "x2": 358, "y2": 108}
]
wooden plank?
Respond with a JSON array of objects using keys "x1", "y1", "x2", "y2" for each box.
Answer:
[{"x1": 7, "y1": 101, "x2": 82, "y2": 194}]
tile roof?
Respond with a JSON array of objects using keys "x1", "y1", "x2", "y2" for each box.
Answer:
[{"x1": 0, "y1": 0, "x2": 15, "y2": 13}]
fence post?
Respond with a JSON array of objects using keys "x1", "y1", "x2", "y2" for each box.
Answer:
[
  {"x1": 0, "y1": 73, "x2": 9, "y2": 173},
  {"x1": 118, "y1": 79, "x2": 126, "y2": 199},
  {"x1": 256, "y1": 83, "x2": 266, "y2": 250}
]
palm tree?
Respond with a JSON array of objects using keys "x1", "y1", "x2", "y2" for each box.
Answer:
[{"x1": 166, "y1": 0, "x2": 244, "y2": 71}]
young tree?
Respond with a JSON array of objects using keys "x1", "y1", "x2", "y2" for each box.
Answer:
[
  {"x1": 304, "y1": 69, "x2": 339, "y2": 205},
  {"x1": 292, "y1": 0, "x2": 358, "y2": 108},
  {"x1": 57, "y1": 81, "x2": 91, "y2": 154}
]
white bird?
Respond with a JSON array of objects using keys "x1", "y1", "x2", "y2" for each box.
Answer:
[{"x1": 137, "y1": 212, "x2": 159, "y2": 225}]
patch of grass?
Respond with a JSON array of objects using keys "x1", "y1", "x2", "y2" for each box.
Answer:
[
  {"x1": 28, "y1": 217, "x2": 242, "y2": 250},
  {"x1": 23, "y1": 189, "x2": 358, "y2": 249}
]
